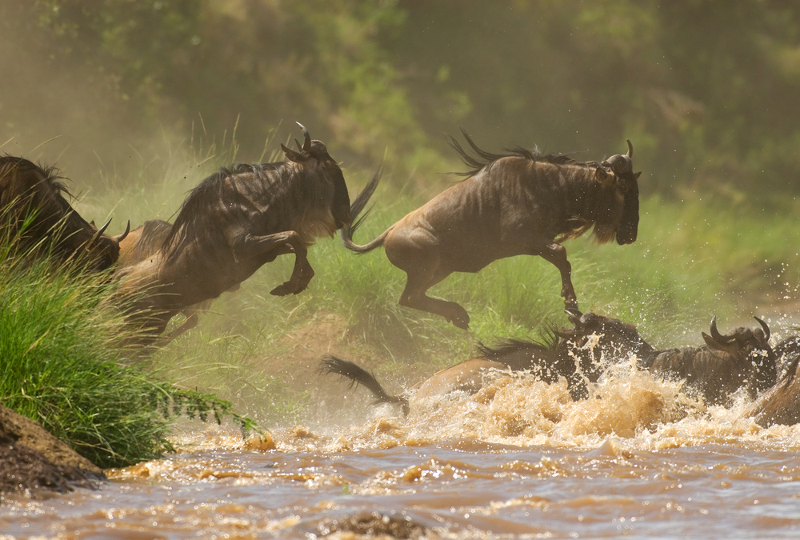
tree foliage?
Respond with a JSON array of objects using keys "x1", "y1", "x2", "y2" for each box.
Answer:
[{"x1": 1, "y1": 0, "x2": 799, "y2": 203}]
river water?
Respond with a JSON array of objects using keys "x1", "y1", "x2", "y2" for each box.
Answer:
[{"x1": 3, "y1": 358, "x2": 800, "y2": 539}]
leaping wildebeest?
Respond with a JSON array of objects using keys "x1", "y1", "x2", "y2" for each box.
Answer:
[
  {"x1": 340, "y1": 131, "x2": 641, "y2": 329},
  {"x1": 0, "y1": 154, "x2": 129, "y2": 270},
  {"x1": 114, "y1": 123, "x2": 365, "y2": 344}
]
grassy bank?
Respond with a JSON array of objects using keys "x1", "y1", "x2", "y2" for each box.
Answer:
[{"x1": 0, "y1": 227, "x2": 255, "y2": 468}]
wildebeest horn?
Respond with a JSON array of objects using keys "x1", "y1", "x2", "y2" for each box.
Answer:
[
  {"x1": 626, "y1": 139, "x2": 633, "y2": 158},
  {"x1": 89, "y1": 217, "x2": 112, "y2": 245},
  {"x1": 754, "y1": 316, "x2": 770, "y2": 341},
  {"x1": 296, "y1": 121, "x2": 312, "y2": 153},
  {"x1": 113, "y1": 220, "x2": 130, "y2": 243},
  {"x1": 709, "y1": 316, "x2": 735, "y2": 344},
  {"x1": 565, "y1": 307, "x2": 583, "y2": 326}
]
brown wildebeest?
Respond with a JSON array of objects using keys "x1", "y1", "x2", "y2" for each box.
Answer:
[
  {"x1": 114, "y1": 123, "x2": 366, "y2": 344},
  {"x1": 340, "y1": 131, "x2": 642, "y2": 329},
  {"x1": 116, "y1": 219, "x2": 239, "y2": 342},
  {"x1": 0, "y1": 155, "x2": 129, "y2": 270}
]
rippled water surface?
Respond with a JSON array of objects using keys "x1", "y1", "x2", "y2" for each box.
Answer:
[{"x1": 4, "y1": 364, "x2": 800, "y2": 539}]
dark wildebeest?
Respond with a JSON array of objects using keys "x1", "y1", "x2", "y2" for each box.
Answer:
[
  {"x1": 745, "y1": 332, "x2": 800, "y2": 426},
  {"x1": 561, "y1": 310, "x2": 777, "y2": 406},
  {"x1": 321, "y1": 311, "x2": 778, "y2": 415},
  {"x1": 114, "y1": 123, "x2": 365, "y2": 344},
  {"x1": 319, "y1": 311, "x2": 651, "y2": 416},
  {"x1": 0, "y1": 155, "x2": 129, "y2": 270},
  {"x1": 340, "y1": 131, "x2": 641, "y2": 329}
]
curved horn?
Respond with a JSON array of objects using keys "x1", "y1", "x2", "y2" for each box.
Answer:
[
  {"x1": 96, "y1": 217, "x2": 112, "y2": 236},
  {"x1": 296, "y1": 121, "x2": 312, "y2": 153},
  {"x1": 113, "y1": 220, "x2": 130, "y2": 243},
  {"x1": 709, "y1": 316, "x2": 734, "y2": 344},
  {"x1": 88, "y1": 217, "x2": 112, "y2": 245},
  {"x1": 626, "y1": 139, "x2": 633, "y2": 158},
  {"x1": 754, "y1": 316, "x2": 770, "y2": 341},
  {"x1": 565, "y1": 308, "x2": 583, "y2": 326}
]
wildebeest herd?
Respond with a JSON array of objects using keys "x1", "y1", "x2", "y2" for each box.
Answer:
[{"x1": 3, "y1": 124, "x2": 799, "y2": 426}]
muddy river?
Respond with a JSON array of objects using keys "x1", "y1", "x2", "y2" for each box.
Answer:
[{"x1": 3, "y1": 358, "x2": 800, "y2": 539}]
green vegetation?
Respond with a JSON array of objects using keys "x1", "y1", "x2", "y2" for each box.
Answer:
[{"x1": 0, "y1": 226, "x2": 256, "y2": 469}]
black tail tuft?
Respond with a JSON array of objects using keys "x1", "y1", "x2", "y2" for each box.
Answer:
[{"x1": 319, "y1": 355, "x2": 409, "y2": 414}]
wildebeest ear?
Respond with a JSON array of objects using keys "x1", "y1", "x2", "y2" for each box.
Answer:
[
  {"x1": 281, "y1": 143, "x2": 307, "y2": 163},
  {"x1": 594, "y1": 166, "x2": 615, "y2": 186},
  {"x1": 634, "y1": 171, "x2": 642, "y2": 180}
]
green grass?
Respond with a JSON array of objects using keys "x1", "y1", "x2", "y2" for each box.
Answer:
[{"x1": 0, "y1": 223, "x2": 256, "y2": 468}]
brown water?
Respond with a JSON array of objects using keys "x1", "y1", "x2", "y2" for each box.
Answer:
[{"x1": 4, "y1": 360, "x2": 800, "y2": 539}]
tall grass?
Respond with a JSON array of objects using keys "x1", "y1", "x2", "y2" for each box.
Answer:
[{"x1": 0, "y1": 222, "x2": 255, "y2": 468}]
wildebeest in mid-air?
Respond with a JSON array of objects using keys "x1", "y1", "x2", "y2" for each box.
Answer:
[
  {"x1": 114, "y1": 123, "x2": 371, "y2": 345},
  {"x1": 340, "y1": 130, "x2": 642, "y2": 329},
  {"x1": 0, "y1": 154, "x2": 129, "y2": 271}
]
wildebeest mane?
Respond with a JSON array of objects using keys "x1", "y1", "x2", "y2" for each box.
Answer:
[
  {"x1": 0, "y1": 154, "x2": 73, "y2": 204},
  {"x1": 161, "y1": 161, "x2": 287, "y2": 260},
  {"x1": 476, "y1": 329, "x2": 561, "y2": 359},
  {"x1": 447, "y1": 129, "x2": 578, "y2": 177}
]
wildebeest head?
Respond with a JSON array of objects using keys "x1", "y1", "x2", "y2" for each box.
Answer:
[
  {"x1": 560, "y1": 308, "x2": 651, "y2": 362},
  {"x1": 0, "y1": 155, "x2": 129, "y2": 271},
  {"x1": 701, "y1": 316, "x2": 777, "y2": 393},
  {"x1": 280, "y1": 122, "x2": 352, "y2": 229},
  {"x1": 600, "y1": 140, "x2": 641, "y2": 245},
  {"x1": 83, "y1": 217, "x2": 130, "y2": 271}
]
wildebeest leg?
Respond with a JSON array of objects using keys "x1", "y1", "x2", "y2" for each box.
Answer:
[
  {"x1": 534, "y1": 243, "x2": 578, "y2": 310},
  {"x1": 399, "y1": 268, "x2": 470, "y2": 329},
  {"x1": 230, "y1": 231, "x2": 312, "y2": 296}
]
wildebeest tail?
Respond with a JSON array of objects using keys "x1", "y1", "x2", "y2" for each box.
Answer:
[
  {"x1": 339, "y1": 168, "x2": 393, "y2": 253},
  {"x1": 319, "y1": 355, "x2": 409, "y2": 414}
]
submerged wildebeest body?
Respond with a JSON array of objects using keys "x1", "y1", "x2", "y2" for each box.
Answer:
[
  {"x1": 321, "y1": 311, "x2": 778, "y2": 415},
  {"x1": 115, "y1": 124, "x2": 359, "y2": 343},
  {"x1": 0, "y1": 155, "x2": 128, "y2": 270},
  {"x1": 319, "y1": 311, "x2": 650, "y2": 416},
  {"x1": 340, "y1": 131, "x2": 642, "y2": 329}
]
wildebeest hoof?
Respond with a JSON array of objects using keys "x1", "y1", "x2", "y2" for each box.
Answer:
[
  {"x1": 448, "y1": 307, "x2": 470, "y2": 330},
  {"x1": 565, "y1": 298, "x2": 579, "y2": 312},
  {"x1": 270, "y1": 281, "x2": 306, "y2": 296}
]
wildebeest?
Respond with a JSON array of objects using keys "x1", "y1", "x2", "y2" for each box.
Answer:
[
  {"x1": 745, "y1": 332, "x2": 800, "y2": 426},
  {"x1": 562, "y1": 310, "x2": 777, "y2": 406},
  {"x1": 340, "y1": 131, "x2": 641, "y2": 329},
  {"x1": 636, "y1": 317, "x2": 776, "y2": 405},
  {"x1": 0, "y1": 154, "x2": 129, "y2": 270},
  {"x1": 321, "y1": 310, "x2": 778, "y2": 415},
  {"x1": 114, "y1": 123, "x2": 364, "y2": 343},
  {"x1": 319, "y1": 311, "x2": 649, "y2": 416}
]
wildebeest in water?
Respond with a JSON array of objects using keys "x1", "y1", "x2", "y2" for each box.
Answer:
[
  {"x1": 115, "y1": 123, "x2": 364, "y2": 344},
  {"x1": 341, "y1": 131, "x2": 642, "y2": 329},
  {"x1": 321, "y1": 310, "x2": 778, "y2": 415},
  {"x1": 0, "y1": 154, "x2": 129, "y2": 270},
  {"x1": 319, "y1": 311, "x2": 650, "y2": 416}
]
